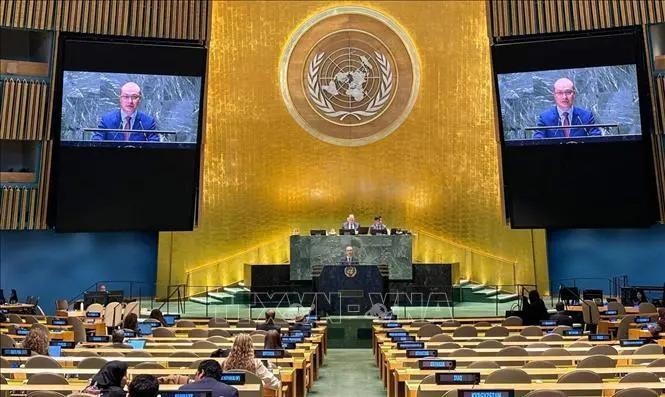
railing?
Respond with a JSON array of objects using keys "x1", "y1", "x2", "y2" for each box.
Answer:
[
  {"x1": 68, "y1": 280, "x2": 154, "y2": 312},
  {"x1": 412, "y1": 228, "x2": 521, "y2": 292},
  {"x1": 162, "y1": 284, "x2": 187, "y2": 315},
  {"x1": 183, "y1": 236, "x2": 290, "y2": 297}
]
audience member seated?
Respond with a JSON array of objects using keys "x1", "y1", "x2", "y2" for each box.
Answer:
[
  {"x1": 549, "y1": 302, "x2": 574, "y2": 326},
  {"x1": 128, "y1": 374, "x2": 160, "y2": 397},
  {"x1": 211, "y1": 347, "x2": 230, "y2": 358},
  {"x1": 522, "y1": 289, "x2": 549, "y2": 325},
  {"x1": 222, "y1": 333, "x2": 281, "y2": 389},
  {"x1": 256, "y1": 309, "x2": 280, "y2": 332},
  {"x1": 111, "y1": 329, "x2": 133, "y2": 349},
  {"x1": 22, "y1": 324, "x2": 50, "y2": 355},
  {"x1": 648, "y1": 307, "x2": 665, "y2": 338},
  {"x1": 8, "y1": 289, "x2": 18, "y2": 304},
  {"x1": 291, "y1": 315, "x2": 311, "y2": 331},
  {"x1": 149, "y1": 309, "x2": 167, "y2": 327},
  {"x1": 83, "y1": 360, "x2": 128, "y2": 397},
  {"x1": 631, "y1": 289, "x2": 648, "y2": 306},
  {"x1": 263, "y1": 329, "x2": 291, "y2": 368},
  {"x1": 180, "y1": 359, "x2": 239, "y2": 397},
  {"x1": 123, "y1": 313, "x2": 139, "y2": 332}
]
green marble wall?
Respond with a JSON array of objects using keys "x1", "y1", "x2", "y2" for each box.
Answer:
[{"x1": 290, "y1": 235, "x2": 412, "y2": 280}]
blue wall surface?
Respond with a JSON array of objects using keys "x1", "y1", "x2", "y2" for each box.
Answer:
[
  {"x1": 547, "y1": 224, "x2": 665, "y2": 297},
  {"x1": 0, "y1": 230, "x2": 157, "y2": 314}
]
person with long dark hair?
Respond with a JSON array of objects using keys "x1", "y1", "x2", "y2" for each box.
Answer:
[
  {"x1": 521, "y1": 289, "x2": 548, "y2": 325},
  {"x1": 123, "y1": 313, "x2": 139, "y2": 332},
  {"x1": 149, "y1": 309, "x2": 167, "y2": 327},
  {"x1": 83, "y1": 361, "x2": 128, "y2": 397}
]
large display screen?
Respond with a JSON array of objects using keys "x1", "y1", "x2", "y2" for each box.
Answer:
[
  {"x1": 498, "y1": 65, "x2": 642, "y2": 145},
  {"x1": 491, "y1": 28, "x2": 658, "y2": 228},
  {"x1": 49, "y1": 35, "x2": 207, "y2": 231},
  {"x1": 60, "y1": 71, "x2": 201, "y2": 147}
]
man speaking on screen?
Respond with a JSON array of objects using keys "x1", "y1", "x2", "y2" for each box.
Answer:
[
  {"x1": 533, "y1": 77, "x2": 601, "y2": 139},
  {"x1": 92, "y1": 82, "x2": 159, "y2": 141}
]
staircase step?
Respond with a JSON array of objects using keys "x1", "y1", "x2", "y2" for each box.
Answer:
[
  {"x1": 496, "y1": 294, "x2": 519, "y2": 302},
  {"x1": 458, "y1": 279, "x2": 471, "y2": 286},
  {"x1": 209, "y1": 292, "x2": 234, "y2": 301},
  {"x1": 470, "y1": 284, "x2": 487, "y2": 292},
  {"x1": 474, "y1": 288, "x2": 500, "y2": 297},
  {"x1": 189, "y1": 297, "x2": 223, "y2": 305},
  {"x1": 224, "y1": 287, "x2": 250, "y2": 294}
]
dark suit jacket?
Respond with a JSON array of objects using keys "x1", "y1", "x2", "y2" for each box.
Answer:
[
  {"x1": 522, "y1": 296, "x2": 549, "y2": 325},
  {"x1": 534, "y1": 106, "x2": 601, "y2": 138},
  {"x1": 93, "y1": 109, "x2": 159, "y2": 141},
  {"x1": 256, "y1": 322, "x2": 281, "y2": 332},
  {"x1": 342, "y1": 221, "x2": 359, "y2": 230},
  {"x1": 339, "y1": 256, "x2": 359, "y2": 265},
  {"x1": 179, "y1": 377, "x2": 238, "y2": 397},
  {"x1": 549, "y1": 312, "x2": 574, "y2": 327}
]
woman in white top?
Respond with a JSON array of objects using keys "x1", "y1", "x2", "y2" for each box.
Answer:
[{"x1": 222, "y1": 333, "x2": 281, "y2": 390}]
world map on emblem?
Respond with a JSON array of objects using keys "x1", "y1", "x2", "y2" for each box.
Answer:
[{"x1": 280, "y1": 7, "x2": 420, "y2": 146}]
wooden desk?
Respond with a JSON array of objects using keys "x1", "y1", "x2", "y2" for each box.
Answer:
[
  {"x1": 373, "y1": 317, "x2": 506, "y2": 325},
  {"x1": 0, "y1": 303, "x2": 34, "y2": 313},
  {"x1": 1, "y1": 367, "x2": 292, "y2": 397},
  {"x1": 381, "y1": 353, "x2": 665, "y2": 392},
  {"x1": 565, "y1": 305, "x2": 641, "y2": 314},
  {"x1": 1, "y1": 355, "x2": 304, "y2": 397},
  {"x1": 408, "y1": 382, "x2": 665, "y2": 397},
  {"x1": 1, "y1": 383, "x2": 262, "y2": 396},
  {"x1": 392, "y1": 366, "x2": 665, "y2": 397}
]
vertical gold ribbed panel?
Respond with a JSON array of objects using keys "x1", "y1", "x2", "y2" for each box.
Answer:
[
  {"x1": 156, "y1": 1, "x2": 549, "y2": 296},
  {"x1": 0, "y1": 0, "x2": 55, "y2": 29},
  {"x1": 488, "y1": 0, "x2": 665, "y2": 37},
  {"x1": 0, "y1": 79, "x2": 48, "y2": 140},
  {"x1": 17, "y1": 0, "x2": 208, "y2": 40},
  {"x1": 0, "y1": 187, "x2": 39, "y2": 230}
]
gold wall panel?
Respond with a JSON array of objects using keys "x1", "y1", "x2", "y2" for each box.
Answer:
[
  {"x1": 157, "y1": 1, "x2": 549, "y2": 296},
  {"x1": 488, "y1": 0, "x2": 665, "y2": 38}
]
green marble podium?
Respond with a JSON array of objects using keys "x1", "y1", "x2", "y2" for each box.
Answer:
[{"x1": 289, "y1": 234, "x2": 412, "y2": 280}]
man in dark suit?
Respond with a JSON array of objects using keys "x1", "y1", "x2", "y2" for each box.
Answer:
[
  {"x1": 549, "y1": 302, "x2": 574, "y2": 326},
  {"x1": 92, "y1": 82, "x2": 159, "y2": 142},
  {"x1": 339, "y1": 245, "x2": 359, "y2": 265},
  {"x1": 179, "y1": 360, "x2": 238, "y2": 397},
  {"x1": 533, "y1": 78, "x2": 601, "y2": 139},
  {"x1": 256, "y1": 309, "x2": 281, "y2": 332},
  {"x1": 342, "y1": 214, "x2": 360, "y2": 231}
]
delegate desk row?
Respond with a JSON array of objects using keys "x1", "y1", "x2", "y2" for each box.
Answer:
[
  {"x1": 378, "y1": 342, "x2": 665, "y2": 388},
  {"x1": 1, "y1": 320, "x2": 328, "y2": 356},
  {"x1": 0, "y1": 336, "x2": 323, "y2": 395},
  {"x1": 0, "y1": 353, "x2": 307, "y2": 397},
  {"x1": 381, "y1": 351, "x2": 665, "y2": 397},
  {"x1": 0, "y1": 365, "x2": 283, "y2": 397}
]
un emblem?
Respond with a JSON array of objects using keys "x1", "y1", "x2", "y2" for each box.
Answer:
[
  {"x1": 344, "y1": 266, "x2": 358, "y2": 278},
  {"x1": 280, "y1": 7, "x2": 420, "y2": 146}
]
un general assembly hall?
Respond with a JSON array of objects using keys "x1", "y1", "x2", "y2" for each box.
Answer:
[{"x1": 1, "y1": 1, "x2": 665, "y2": 397}]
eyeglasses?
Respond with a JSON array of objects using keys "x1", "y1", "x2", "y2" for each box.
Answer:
[
  {"x1": 554, "y1": 90, "x2": 575, "y2": 97},
  {"x1": 120, "y1": 95, "x2": 141, "y2": 101}
]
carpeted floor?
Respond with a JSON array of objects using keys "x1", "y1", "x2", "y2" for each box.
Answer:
[{"x1": 308, "y1": 348, "x2": 384, "y2": 397}]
